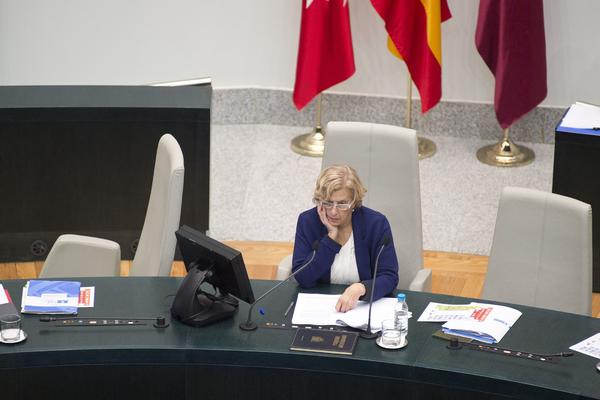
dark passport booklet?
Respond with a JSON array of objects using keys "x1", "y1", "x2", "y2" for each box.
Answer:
[{"x1": 290, "y1": 328, "x2": 359, "y2": 356}]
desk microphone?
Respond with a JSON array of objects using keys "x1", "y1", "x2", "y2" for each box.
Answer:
[
  {"x1": 360, "y1": 235, "x2": 390, "y2": 340},
  {"x1": 239, "y1": 241, "x2": 319, "y2": 331}
]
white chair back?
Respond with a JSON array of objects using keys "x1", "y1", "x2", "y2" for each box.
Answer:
[
  {"x1": 482, "y1": 186, "x2": 592, "y2": 316},
  {"x1": 322, "y1": 121, "x2": 428, "y2": 291},
  {"x1": 39, "y1": 234, "x2": 121, "y2": 278},
  {"x1": 130, "y1": 134, "x2": 185, "y2": 277}
]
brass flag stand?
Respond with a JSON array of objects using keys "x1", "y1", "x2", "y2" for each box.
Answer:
[
  {"x1": 476, "y1": 128, "x2": 534, "y2": 167},
  {"x1": 291, "y1": 94, "x2": 325, "y2": 157},
  {"x1": 406, "y1": 75, "x2": 436, "y2": 160}
]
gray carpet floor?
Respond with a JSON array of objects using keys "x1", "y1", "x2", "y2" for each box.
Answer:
[{"x1": 209, "y1": 124, "x2": 554, "y2": 256}]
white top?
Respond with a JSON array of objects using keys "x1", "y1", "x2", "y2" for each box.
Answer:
[{"x1": 329, "y1": 231, "x2": 360, "y2": 284}]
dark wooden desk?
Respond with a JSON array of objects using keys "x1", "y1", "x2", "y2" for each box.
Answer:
[
  {"x1": 553, "y1": 127, "x2": 600, "y2": 291},
  {"x1": 0, "y1": 278, "x2": 599, "y2": 400},
  {"x1": 0, "y1": 85, "x2": 211, "y2": 261}
]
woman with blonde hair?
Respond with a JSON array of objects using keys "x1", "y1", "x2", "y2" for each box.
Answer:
[{"x1": 292, "y1": 165, "x2": 399, "y2": 312}]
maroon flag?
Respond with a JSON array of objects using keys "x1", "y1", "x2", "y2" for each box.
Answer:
[
  {"x1": 293, "y1": 0, "x2": 356, "y2": 110},
  {"x1": 475, "y1": 0, "x2": 547, "y2": 129}
]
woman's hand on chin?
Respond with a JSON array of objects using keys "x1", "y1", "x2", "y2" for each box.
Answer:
[
  {"x1": 317, "y1": 204, "x2": 338, "y2": 241},
  {"x1": 335, "y1": 283, "x2": 366, "y2": 313}
]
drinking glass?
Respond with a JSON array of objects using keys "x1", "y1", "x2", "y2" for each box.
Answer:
[
  {"x1": 380, "y1": 319, "x2": 403, "y2": 347},
  {"x1": 0, "y1": 314, "x2": 22, "y2": 342}
]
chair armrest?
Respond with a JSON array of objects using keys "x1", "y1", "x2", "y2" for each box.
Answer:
[
  {"x1": 40, "y1": 234, "x2": 121, "y2": 278},
  {"x1": 276, "y1": 254, "x2": 293, "y2": 281},
  {"x1": 408, "y1": 268, "x2": 432, "y2": 292}
]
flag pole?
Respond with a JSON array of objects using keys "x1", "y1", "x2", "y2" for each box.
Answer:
[
  {"x1": 405, "y1": 73, "x2": 436, "y2": 160},
  {"x1": 476, "y1": 127, "x2": 535, "y2": 167},
  {"x1": 291, "y1": 94, "x2": 325, "y2": 157}
]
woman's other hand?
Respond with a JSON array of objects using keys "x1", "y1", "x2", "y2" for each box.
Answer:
[{"x1": 335, "y1": 283, "x2": 366, "y2": 313}]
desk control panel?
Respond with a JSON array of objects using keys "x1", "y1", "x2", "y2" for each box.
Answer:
[{"x1": 39, "y1": 316, "x2": 169, "y2": 328}]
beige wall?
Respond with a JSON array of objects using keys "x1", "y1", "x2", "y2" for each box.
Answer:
[{"x1": 0, "y1": 0, "x2": 597, "y2": 107}]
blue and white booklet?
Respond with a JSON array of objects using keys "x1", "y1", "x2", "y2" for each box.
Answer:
[
  {"x1": 21, "y1": 280, "x2": 81, "y2": 314},
  {"x1": 440, "y1": 302, "x2": 522, "y2": 344}
]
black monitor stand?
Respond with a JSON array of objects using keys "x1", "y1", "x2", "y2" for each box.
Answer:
[{"x1": 170, "y1": 264, "x2": 239, "y2": 327}]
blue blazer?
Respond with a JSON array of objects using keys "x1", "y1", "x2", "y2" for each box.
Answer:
[{"x1": 292, "y1": 206, "x2": 399, "y2": 301}]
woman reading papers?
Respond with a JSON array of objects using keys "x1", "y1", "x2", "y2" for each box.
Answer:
[{"x1": 292, "y1": 165, "x2": 399, "y2": 313}]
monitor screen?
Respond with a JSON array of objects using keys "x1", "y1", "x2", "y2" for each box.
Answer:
[{"x1": 175, "y1": 225, "x2": 255, "y2": 304}]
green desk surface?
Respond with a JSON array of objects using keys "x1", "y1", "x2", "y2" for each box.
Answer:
[{"x1": 0, "y1": 277, "x2": 599, "y2": 399}]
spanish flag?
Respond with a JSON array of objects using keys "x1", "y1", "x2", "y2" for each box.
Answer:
[{"x1": 371, "y1": 0, "x2": 451, "y2": 113}]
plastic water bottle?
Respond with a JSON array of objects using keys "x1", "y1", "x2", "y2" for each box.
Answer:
[{"x1": 394, "y1": 293, "x2": 409, "y2": 342}]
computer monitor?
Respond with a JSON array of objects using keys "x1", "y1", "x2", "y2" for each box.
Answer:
[{"x1": 170, "y1": 225, "x2": 255, "y2": 327}]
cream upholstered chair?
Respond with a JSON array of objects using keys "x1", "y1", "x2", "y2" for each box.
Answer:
[
  {"x1": 129, "y1": 134, "x2": 185, "y2": 276},
  {"x1": 278, "y1": 121, "x2": 431, "y2": 292},
  {"x1": 39, "y1": 234, "x2": 121, "y2": 278},
  {"x1": 39, "y1": 134, "x2": 185, "y2": 278},
  {"x1": 481, "y1": 187, "x2": 592, "y2": 316}
]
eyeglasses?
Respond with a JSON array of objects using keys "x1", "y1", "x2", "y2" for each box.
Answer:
[{"x1": 315, "y1": 199, "x2": 353, "y2": 211}]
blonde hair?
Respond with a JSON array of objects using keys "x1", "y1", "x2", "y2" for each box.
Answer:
[{"x1": 313, "y1": 165, "x2": 367, "y2": 208}]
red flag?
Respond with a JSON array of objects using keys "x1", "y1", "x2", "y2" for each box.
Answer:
[
  {"x1": 475, "y1": 0, "x2": 547, "y2": 129},
  {"x1": 293, "y1": 0, "x2": 355, "y2": 110},
  {"x1": 371, "y1": 0, "x2": 452, "y2": 113}
]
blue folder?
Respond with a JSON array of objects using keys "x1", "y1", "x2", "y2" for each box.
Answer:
[{"x1": 21, "y1": 280, "x2": 81, "y2": 314}]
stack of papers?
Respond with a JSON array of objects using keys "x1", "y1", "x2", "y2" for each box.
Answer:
[
  {"x1": 559, "y1": 101, "x2": 600, "y2": 130},
  {"x1": 21, "y1": 280, "x2": 81, "y2": 314},
  {"x1": 291, "y1": 293, "x2": 403, "y2": 333},
  {"x1": 418, "y1": 302, "x2": 522, "y2": 344}
]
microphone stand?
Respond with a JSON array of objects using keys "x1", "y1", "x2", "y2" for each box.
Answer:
[
  {"x1": 239, "y1": 245, "x2": 318, "y2": 331},
  {"x1": 360, "y1": 240, "x2": 388, "y2": 339}
]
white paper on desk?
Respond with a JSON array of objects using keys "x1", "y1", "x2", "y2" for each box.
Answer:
[
  {"x1": 418, "y1": 302, "x2": 480, "y2": 322},
  {"x1": 570, "y1": 332, "x2": 600, "y2": 360},
  {"x1": 560, "y1": 102, "x2": 600, "y2": 129},
  {"x1": 338, "y1": 297, "x2": 399, "y2": 332},
  {"x1": 0, "y1": 284, "x2": 8, "y2": 305},
  {"x1": 291, "y1": 293, "x2": 339, "y2": 326},
  {"x1": 291, "y1": 293, "x2": 399, "y2": 333}
]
